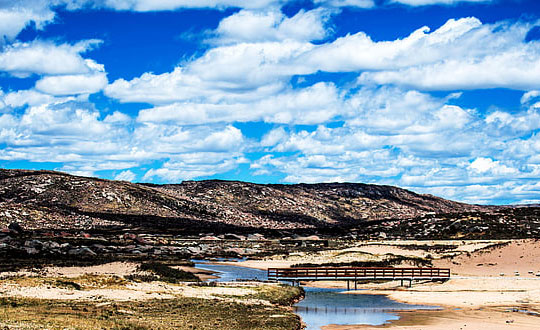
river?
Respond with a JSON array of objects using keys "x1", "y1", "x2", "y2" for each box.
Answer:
[{"x1": 193, "y1": 261, "x2": 436, "y2": 330}]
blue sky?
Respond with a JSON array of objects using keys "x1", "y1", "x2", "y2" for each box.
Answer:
[{"x1": 1, "y1": 0, "x2": 540, "y2": 205}]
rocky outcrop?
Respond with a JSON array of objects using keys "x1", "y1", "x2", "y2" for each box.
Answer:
[{"x1": 0, "y1": 168, "x2": 494, "y2": 232}]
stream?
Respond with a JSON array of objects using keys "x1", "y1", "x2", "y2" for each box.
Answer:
[{"x1": 193, "y1": 261, "x2": 436, "y2": 330}]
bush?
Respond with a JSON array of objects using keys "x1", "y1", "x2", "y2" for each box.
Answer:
[{"x1": 137, "y1": 262, "x2": 200, "y2": 283}]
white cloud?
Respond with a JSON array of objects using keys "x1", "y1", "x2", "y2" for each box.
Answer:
[
  {"x1": 391, "y1": 0, "x2": 491, "y2": 6},
  {"x1": 351, "y1": 19, "x2": 540, "y2": 90},
  {"x1": 143, "y1": 152, "x2": 247, "y2": 182},
  {"x1": 101, "y1": 0, "x2": 280, "y2": 10},
  {"x1": 358, "y1": 52, "x2": 540, "y2": 90},
  {"x1": 114, "y1": 170, "x2": 136, "y2": 181},
  {"x1": 104, "y1": 111, "x2": 132, "y2": 123},
  {"x1": 108, "y1": 16, "x2": 540, "y2": 115},
  {"x1": 216, "y1": 9, "x2": 331, "y2": 43},
  {"x1": 485, "y1": 108, "x2": 540, "y2": 135},
  {"x1": 0, "y1": 0, "x2": 55, "y2": 41},
  {"x1": 314, "y1": 0, "x2": 374, "y2": 8},
  {"x1": 0, "y1": 97, "x2": 249, "y2": 180},
  {"x1": 246, "y1": 85, "x2": 540, "y2": 204},
  {"x1": 136, "y1": 82, "x2": 341, "y2": 125},
  {"x1": 468, "y1": 157, "x2": 517, "y2": 175},
  {"x1": 521, "y1": 90, "x2": 540, "y2": 104},
  {"x1": 106, "y1": 40, "x2": 314, "y2": 104},
  {"x1": 0, "y1": 89, "x2": 77, "y2": 109},
  {"x1": 0, "y1": 40, "x2": 102, "y2": 77},
  {"x1": 35, "y1": 72, "x2": 108, "y2": 96}
]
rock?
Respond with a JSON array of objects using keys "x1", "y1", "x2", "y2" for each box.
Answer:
[
  {"x1": 24, "y1": 247, "x2": 39, "y2": 255},
  {"x1": 200, "y1": 236, "x2": 220, "y2": 240},
  {"x1": 187, "y1": 247, "x2": 202, "y2": 254},
  {"x1": 135, "y1": 236, "x2": 150, "y2": 245},
  {"x1": 8, "y1": 222, "x2": 23, "y2": 233},
  {"x1": 247, "y1": 233, "x2": 265, "y2": 240},
  {"x1": 24, "y1": 240, "x2": 43, "y2": 249},
  {"x1": 123, "y1": 233, "x2": 137, "y2": 240},
  {"x1": 68, "y1": 247, "x2": 96, "y2": 256},
  {"x1": 224, "y1": 233, "x2": 245, "y2": 240}
]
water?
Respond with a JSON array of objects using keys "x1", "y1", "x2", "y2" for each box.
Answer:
[
  {"x1": 193, "y1": 259, "x2": 268, "y2": 282},
  {"x1": 295, "y1": 287, "x2": 435, "y2": 330},
  {"x1": 193, "y1": 261, "x2": 436, "y2": 330}
]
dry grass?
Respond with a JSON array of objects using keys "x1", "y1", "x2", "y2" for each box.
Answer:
[
  {"x1": 0, "y1": 295, "x2": 302, "y2": 330},
  {"x1": 1, "y1": 274, "x2": 129, "y2": 290}
]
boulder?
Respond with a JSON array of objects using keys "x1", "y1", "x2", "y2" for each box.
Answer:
[{"x1": 8, "y1": 222, "x2": 23, "y2": 233}]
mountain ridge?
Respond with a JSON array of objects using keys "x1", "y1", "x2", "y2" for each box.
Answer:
[{"x1": 0, "y1": 168, "x2": 492, "y2": 233}]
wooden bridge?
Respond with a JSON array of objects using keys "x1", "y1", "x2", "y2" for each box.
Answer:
[{"x1": 267, "y1": 267, "x2": 450, "y2": 288}]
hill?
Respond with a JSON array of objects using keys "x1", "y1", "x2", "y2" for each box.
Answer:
[{"x1": 0, "y1": 168, "x2": 538, "y2": 238}]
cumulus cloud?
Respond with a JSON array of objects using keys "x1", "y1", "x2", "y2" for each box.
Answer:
[
  {"x1": 247, "y1": 86, "x2": 540, "y2": 204},
  {"x1": 107, "y1": 16, "x2": 540, "y2": 118},
  {"x1": 216, "y1": 9, "x2": 332, "y2": 44},
  {"x1": 100, "y1": 0, "x2": 280, "y2": 11},
  {"x1": 0, "y1": 0, "x2": 56, "y2": 41},
  {"x1": 135, "y1": 82, "x2": 342, "y2": 125},
  {"x1": 0, "y1": 97, "x2": 249, "y2": 180},
  {"x1": 391, "y1": 0, "x2": 491, "y2": 6},
  {"x1": 35, "y1": 72, "x2": 108, "y2": 95},
  {"x1": 114, "y1": 170, "x2": 136, "y2": 181},
  {"x1": 143, "y1": 152, "x2": 247, "y2": 182},
  {"x1": 315, "y1": 0, "x2": 374, "y2": 8},
  {"x1": 0, "y1": 89, "x2": 78, "y2": 109},
  {"x1": 0, "y1": 40, "x2": 102, "y2": 77}
]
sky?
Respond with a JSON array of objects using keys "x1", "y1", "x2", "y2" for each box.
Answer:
[{"x1": 0, "y1": 0, "x2": 540, "y2": 205}]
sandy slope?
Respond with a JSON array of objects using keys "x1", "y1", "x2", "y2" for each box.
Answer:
[
  {"x1": 222, "y1": 239, "x2": 540, "y2": 329},
  {"x1": 321, "y1": 308, "x2": 540, "y2": 330}
]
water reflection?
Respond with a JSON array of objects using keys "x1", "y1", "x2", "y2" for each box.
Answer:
[
  {"x1": 295, "y1": 287, "x2": 434, "y2": 330},
  {"x1": 193, "y1": 261, "x2": 436, "y2": 330},
  {"x1": 193, "y1": 260, "x2": 267, "y2": 282}
]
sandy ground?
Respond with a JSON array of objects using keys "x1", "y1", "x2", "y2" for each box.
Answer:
[
  {"x1": 0, "y1": 275, "x2": 267, "y2": 304},
  {"x1": 175, "y1": 266, "x2": 219, "y2": 280},
  {"x1": 342, "y1": 276, "x2": 540, "y2": 308},
  {"x1": 0, "y1": 261, "x2": 258, "y2": 304},
  {"x1": 321, "y1": 308, "x2": 540, "y2": 330},
  {"x1": 220, "y1": 239, "x2": 540, "y2": 329},
  {"x1": 1, "y1": 239, "x2": 539, "y2": 329},
  {"x1": 433, "y1": 239, "x2": 540, "y2": 276},
  {"x1": 215, "y1": 240, "x2": 512, "y2": 270}
]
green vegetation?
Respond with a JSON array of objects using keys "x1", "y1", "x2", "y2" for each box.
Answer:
[
  {"x1": 249, "y1": 285, "x2": 304, "y2": 306},
  {"x1": 1, "y1": 274, "x2": 129, "y2": 290},
  {"x1": 128, "y1": 262, "x2": 200, "y2": 283}
]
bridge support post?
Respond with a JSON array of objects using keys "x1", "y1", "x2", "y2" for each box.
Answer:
[
  {"x1": 354, "y1": 281, "x2": 357, "y2": 290},
  {"x1": 400, "y1": 279, "x2": 403, "y2": 287},
  {"x1": 347, "y1": 281, "x2": 350, "y2": 291}
]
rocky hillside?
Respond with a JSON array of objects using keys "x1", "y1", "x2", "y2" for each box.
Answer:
[{"x1": 0, "y1": 168, "x2": 493, "y2": 233}]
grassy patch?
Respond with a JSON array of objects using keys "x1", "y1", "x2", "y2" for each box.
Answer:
[
  {"x1": 0, "y1": 274, "x2": 128, "y2": 290},
  {"x1": 135, "y1": 262, "x2": 200, "y2": 283},
  {"x1": 249, "y1": 285, "x2": 304, "y2": 306},
  {"x1": 0, "y1": 296, "x2": 301, "y2": 330}
]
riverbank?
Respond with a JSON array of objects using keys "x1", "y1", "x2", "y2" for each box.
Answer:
[
  {"x1": 216, "y1": 239, "x2": 540, "y2": 329},
  {"x1": 0, "y1": 262, "x2": 303, "y2": 330},
  {"x1": 321, "y1": 307, "x2": 540, "y2": 330}
]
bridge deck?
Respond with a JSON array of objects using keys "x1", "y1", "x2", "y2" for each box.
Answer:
[{"x1": 267, "y1": 267, "x2": 450, "y2": 281}]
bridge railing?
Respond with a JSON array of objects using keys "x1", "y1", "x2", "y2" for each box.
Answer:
[{"x1": 267, "y1": 267, "x2": 450, "y2": 281}]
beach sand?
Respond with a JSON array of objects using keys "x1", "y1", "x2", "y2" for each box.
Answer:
[{"x1": 219, "y1": 239, "x2": 540, "y2": 329}]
